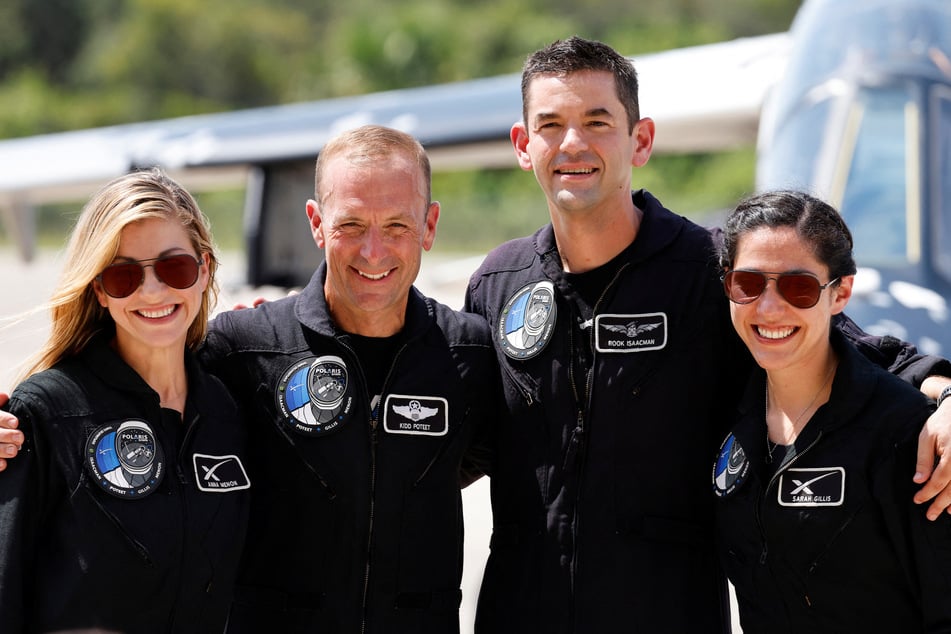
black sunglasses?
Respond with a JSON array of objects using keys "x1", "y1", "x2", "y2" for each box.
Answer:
[
  {"x1": 722, "y1": 269, "x2": 839, "y2": 309},
  {"x1": 98, "y1": 254, "x2": 202, "y2": 299}
]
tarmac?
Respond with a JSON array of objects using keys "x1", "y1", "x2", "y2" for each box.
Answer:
[{"x1": 0, "y1": 246, "x2": 741, "y2": 633}]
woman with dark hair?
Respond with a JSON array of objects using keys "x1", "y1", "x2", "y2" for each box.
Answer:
[
  {"x1": 0, "y1": 169, "x2": 250, "y2": 633},
  {"x1": 712, "y1": 190, "x2": 951, "y2": 632}
]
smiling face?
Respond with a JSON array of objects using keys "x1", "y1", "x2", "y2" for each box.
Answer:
[
  {"x1": 512, "y1": 69, "x2": 653, "y2": 220},
  {"x1": 94, "y1": 216, "x2": 209, "y2": 359},
  {"x1": 306, "y1": 152, "x2": 439, "y2": 336},
  {"x1": 729, "y1": 226, "x2": 853, "y2": 375}
]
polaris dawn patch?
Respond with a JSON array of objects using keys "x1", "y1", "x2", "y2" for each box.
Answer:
[
  {"x1": 778, "y1": 467, "x2": 845, "y2": 507},
  {"x1": 595, "y1": 313, "x2": 667, "y2": 352},
  {"x1": 85, "y1": 420, "x2": 165, "y2": 499},
  {"x1": 193, "y1": 453, "x2": 251, "y2": 492},
  {"x1": 276, "y1": 355, "x2": 353, "y2": 436},
  {"x1": 498, "y1": 280, "x2": 557, "y2": 360},
  {"x1": 383, "y1": 395, "x2": 449, "y2": 436},
  {"x1": 712, "y1": 432, "x2": 749, "y2": 497}
]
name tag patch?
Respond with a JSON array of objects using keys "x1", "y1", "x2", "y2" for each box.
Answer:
[
  {"x1": 383, "y1": 395, "x2": 448, "y2": 436},
  {"x1": 778, "y1": 467, "x2": 845, "y2": 507},
  {"x1": 193, "y1": 453, "x2": 251, "y2": 492},
  {"x1": 595, "y1": 313, "x2": 667, "y2": 352}
]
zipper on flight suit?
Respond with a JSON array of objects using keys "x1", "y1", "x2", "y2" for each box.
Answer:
[
  {"x1": 82, "y1": 489, "x2": 155, "y2": 566},
  {"x1": 352, "y1": 338, "x2": 409, "y2": 634},
  {"x1": 567, "y1": 262, "x2": 630, "y2": 616},
  {"x1": 501, "y1": 362, "x2": 534, "y2": 408},
  {"x1": 168, "y1": 407, "x2": 201, "y2": 632},
  {"x1": 267, "y1": 381, "x2": 338, "y2": 500},
  {"x1": 361, "y1": 401, "x2": 380, "y2": 634},
  {"x1": 82, "y1": 402, "x2": 193, "y2": 570},
  {"x1": 756, "y1": 430, "x2": 824, "y2": 564}
]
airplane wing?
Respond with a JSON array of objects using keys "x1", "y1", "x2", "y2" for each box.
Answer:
[
  {"x1": 0, "y1": 33, "x2": 789, "y2": 272},
  {"x1": 638, "y1": 32, "x2": 790, "y2": 153}
]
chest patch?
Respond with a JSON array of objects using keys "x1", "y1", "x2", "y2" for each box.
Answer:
[
  {"x1": 498, "y1": 280, "x2": 557, "y2": 360},
  {"x1": 778, "y1": 467, "x2": 845, "y2": 507},
  {"x1": 276, "y1": 355, "x2": 353, "y2": 436},
  {"x1": 383, "y1": 395, "x2": 449, "y2": 436},
  {"x1": 594, "y1": 313, "x2": 667, "y2": 353},
  {"x1": 712, "y1": 432, "x2": 750, "y2": 497},
  {"x1": 84, "y1": 420, "x2": 165, "y2": 499},
  {"x1": 193, "y1": 453, "x2": 251, "y2": 492}
]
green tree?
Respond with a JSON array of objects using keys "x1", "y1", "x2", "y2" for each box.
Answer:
[
  {"x1": 0, "y1": 0, "x2": 804, "y2": 249},
  {"x1": 0, "y1": 0, "x2": 90, "y2": 82},
  {"x1": 75, "y1": 0, "x2": 316, "y2": 116}
]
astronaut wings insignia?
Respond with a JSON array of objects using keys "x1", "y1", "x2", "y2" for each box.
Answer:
[
  {"x1": 392, "y1": 400, "x2": 439, "y2": 421},
  {"x1": 602, "y1": 321, "x2": 662, "y2": 337}
]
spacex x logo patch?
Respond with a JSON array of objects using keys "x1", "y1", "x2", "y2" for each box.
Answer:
[
  {"x1": 383, "y1": 395, "x2": 448, "y2": 436},
  {"x1": 193, "y1": 454, "x2": 251, "y2": 493},
  {"x1": 778, "y1": 467, "x2": 845, "y2": 507}
]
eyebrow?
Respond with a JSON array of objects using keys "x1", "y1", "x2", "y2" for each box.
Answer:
[
  {"x1": 735, "y1": 267, "x2": 821, "y2": 276},
  {"x1": 113, "y1": 247, "x2": 189, "y2": 262},
  {"x1": 334, "y1": 210, "x2": 417, "y2": 225},
  {"x1": 532, "y1": 107, "x2": 616, "y2": 126}
]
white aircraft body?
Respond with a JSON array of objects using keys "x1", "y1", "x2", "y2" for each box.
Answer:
[{"x1": 0, "y1": 0, "x2": 948, "y2": 352}]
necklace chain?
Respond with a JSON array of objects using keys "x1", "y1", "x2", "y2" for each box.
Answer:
[{"x1": 765, "y1": 362, "x2": 836, "y2": 463}]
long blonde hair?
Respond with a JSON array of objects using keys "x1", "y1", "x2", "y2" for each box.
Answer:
[{"x1": 18, "y1": 169, "x2": 219, "y2": 381}]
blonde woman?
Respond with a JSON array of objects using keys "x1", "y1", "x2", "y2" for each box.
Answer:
[{"x1": 0, "y1": 170, "x2": 250, "y2": 633}]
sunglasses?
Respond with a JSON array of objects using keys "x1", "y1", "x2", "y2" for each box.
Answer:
[
  {"x1": 98, "y1": 253, "x2": 202, "y2": 299},
  {"x1": 722, "y1": 269, "x2": 839, "y2": 309}
]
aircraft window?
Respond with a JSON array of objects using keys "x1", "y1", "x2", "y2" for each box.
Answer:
[
  {"x1": 839, "y1": 88, "x2": 916, "y2": 267},
  {"x1": 932, "y1": 89, "x2": 951, "y2": 281},
  {"x1": 756, "y1": 100, "x2": 831, "y2": 192},
  {"x1": 789, "y1": 1, "x2": 951, "y2": 95}
]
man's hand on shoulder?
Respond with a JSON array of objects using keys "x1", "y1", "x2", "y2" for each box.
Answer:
[
  {"x1": 229, "y1": 290, "x2": 297, "y2": 311},
  {"x1": 914, "y1": 378, "x2": 951, "y2": 519},
  {"x1": 231, "y1": 296, "x2": 269, "y2": 311},
  {"x1": 0, "y1": 393, "x2": 23, "y2": 473}
]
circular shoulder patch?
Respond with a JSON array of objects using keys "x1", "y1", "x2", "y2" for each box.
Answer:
[
  {"x1": 498, "y1": 280, "x2": 557, "y2": 360},
  {"x1": 85, "y1": 420, "x2": 165, "y2": 499},
  {"x1": 712, "y1": 432, "x2": 750, "y2": 497},
  {"x1": 276, "y1": 355, "x2": 353, "y2": 436}
]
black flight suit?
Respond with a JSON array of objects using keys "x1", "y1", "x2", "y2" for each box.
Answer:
[
  {"x1": 200, "y1": 264, "x2": 498, "y2": 633},
  {"x1": 0, "y1": 334, "x2": 250, "y2": 633}
]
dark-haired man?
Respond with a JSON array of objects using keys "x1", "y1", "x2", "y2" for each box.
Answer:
[{"x1": 465, "y1": 36, "x2": 951, "y2": 633}]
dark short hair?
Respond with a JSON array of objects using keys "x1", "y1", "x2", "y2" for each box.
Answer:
[
  {"x1": 521, "y1": 36, "x2": 640, "y2": 132},
  {"x1": 719, "y1": 190, "x2": 857, "y2": 281}
]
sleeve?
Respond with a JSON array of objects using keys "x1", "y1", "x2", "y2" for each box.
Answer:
[
  {"x1": 462, "y1": 254, "x2": 494, "y2": 319},
  {"x1": 0, "y1": 400, "x2": 48, "y2": 633},
  {"x1": 459, "y1": 353, "x2": 500, "y2": 487},
  {"x1": 875, "y1": 412, "x2": 951, "y2": 630},
  {"x1": 197, "y1": 314, "x2": 234, "y2": 377},
  {"x1": 462, "y1": 278, "x2": 481, "y2": 317},
  {"x1": 833, "y1": 313, "x2": 951, "y2": 387},
  {"x1": 198, "y1": 313, "x2": 255, "y2": 404}
]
